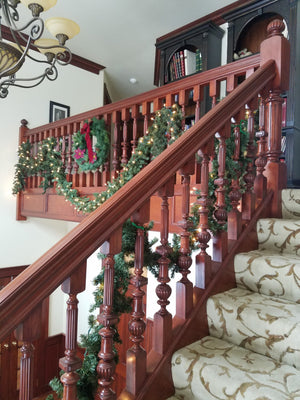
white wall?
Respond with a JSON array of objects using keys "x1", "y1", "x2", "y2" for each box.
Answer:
[{"x1": 1, "y1": 57, "x2": 104, "y2": 335}]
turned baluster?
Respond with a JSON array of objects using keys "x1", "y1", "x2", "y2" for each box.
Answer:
[
  {"x1": 178, "y1": 89, "x2": 189, "y2": 129},
  {"x1": 112, "y1": 111, "x2": 121, "y2": 178},
  {"x1": 131, "y1": 105, "x2": 139, "y2": 152},
  {"x1": 101, "y1": 113, "x2": 111, "y2": 186},
  {"x1": 72, "y1": 122, "x2": 81, "y2": 187},
  {"x1": 209, "y1": 80, "x2": 220, "y2": 108},
  {"x1": 153, "y1": 97, "x2": 163, "y2": 113},
  {"x1": 16, "y1": 120, "x2": 29, "y2": 221},
  {"x1": 121, "y1": 108, "x2": 130, "y2": 165},
  {"x1": 213, "y1": 130, "x2": 228, "y2": 262},
  {"x1": 228, "y1": 125, "x2": 242, "y2": 240},
  {"x1": 61, "y1": 134, "x2": 67, "y2": 172},
  {"x1": 226, "y1": 74, "x2": 238, "y2": 94},
  {"x1": 95, "y1": 229, "x2": 122, "y2": 400},
  {"x1": 153, "y1": 179, "x2": 174, "y2": 354},
  {"x1": 27, "y1": 134, "x2": 34, "y2": 188},
  {"x1": 242, "y1": 104, "x2": 256, "y2": 220},
  {"x1": 195, "y1": 142, "x2": 213, "y2": 288},
  {"x1": 193, "y1": 85, "x2": 204, "y2": 123},
  {"x1": 165, "y1": 93, "x2": 175, "y2": 109},
  {"x1": 59, "y1": 261, "x2": 86, "y2": 400},
  {"x1": 14, "y1": 304, "x2": 43, "y2": 400},
  {"x1": 126, "y1": 201, "x2": 150, "y2": 395},
  {"x1": 142, "y1": 102, "x2": 151, "y2": 136},
  {"x1": 65, "y1": 124, "x2": 73, "y2": 182},
  {"x1": 260, "y1": 19, "x2": 289, "y2": 216},
  {"x1": 176, "y1": 160, "x2": 194, "y2": 319},
  {"x1": 254, "y1": 97, "x2": 268, "y2": 201}
]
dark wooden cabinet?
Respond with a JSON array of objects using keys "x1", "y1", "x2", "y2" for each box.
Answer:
[
  {"x1": 155, "y1": 21, "x2": 224, "y2": 87},
  {"x1": 223, "y1": 0, "x2": 300, "y2": 187}
]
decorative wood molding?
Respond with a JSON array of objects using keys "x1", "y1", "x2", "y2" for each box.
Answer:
[{"x1": 1, "y1": 26, "x2": 105, "y2": 75}]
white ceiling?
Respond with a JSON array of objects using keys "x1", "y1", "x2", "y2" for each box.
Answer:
[{"x1": 39, "y1": 0, "x2": 234, "y2": 100}]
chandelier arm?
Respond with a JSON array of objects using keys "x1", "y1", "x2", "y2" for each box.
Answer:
[{"x1": 0, "y1": 64, "x2": 58, "y2": 97}]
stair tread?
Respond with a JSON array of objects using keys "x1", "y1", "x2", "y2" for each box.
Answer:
[
  {"x1": 170, "y1": 336, "x2": 300, "y2": 400},
  {"x1": 282, "y1": 189, "x2": 300, "y2": 219},
  {"x1": 257, "y1": 218, "x2": 300, "y2": 256},
  {"x1": 207, "y1": 287, "x2": 300, "y2": 368},
  {"x1": 234, "y1": 249, "x2": 300, "y2": 302}
]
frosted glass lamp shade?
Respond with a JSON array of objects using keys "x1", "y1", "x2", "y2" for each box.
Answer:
[
  {"x1": 34, "y1": 38, "x2": 64, "y2": 55},
  {"x1": 20, "y1": 0, "x2": 57, "y2": 13},
  {"x1": 0, "y1": 41, "x2": 24, "y2": 77},
  {"x1": 46, "y1": 18, "x2": 80, "y2": 43}
]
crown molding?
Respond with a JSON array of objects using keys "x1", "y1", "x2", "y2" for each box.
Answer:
[{"x1": 1, "y1": 25, "x2": 105, "y2": 75}]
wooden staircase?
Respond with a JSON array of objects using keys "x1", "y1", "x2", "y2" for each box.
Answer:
[{"x1": 0, "y1": 20, "x2": 292, "y2": 400}]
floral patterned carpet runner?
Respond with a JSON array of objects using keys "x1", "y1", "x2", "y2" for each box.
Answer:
[{"x1": 168, "y1": 189, "x2": 300, "y2": 399}]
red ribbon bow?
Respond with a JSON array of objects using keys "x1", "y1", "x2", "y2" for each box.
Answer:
[{"x1": 81, "y1": 123, "x2": 94, "y2": 163}]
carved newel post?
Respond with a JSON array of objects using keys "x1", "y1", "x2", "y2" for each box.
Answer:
[{"x1": 260, "y1": 19, "x2": 290, "y2": 216}]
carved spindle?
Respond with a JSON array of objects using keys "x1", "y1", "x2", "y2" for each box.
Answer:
[
  {"x1": 242, "y1": 106, "x2": 256, "y2": 220},
  {"x1": 66, "y1": 125, "x2": 73, "y2": 181},
  {"x1": 112, "y1": 111, "x2": 121, "y2": 178},
  {"x1": 131, "y1": 105, "x2": 139, "y2": 151},
  {"x1": 100, "y1": 113, "x2": 111, "y2": 186},
  {"x1": 95, "y1": 229, "x2": 122, "y2": 400},
  {"x1": 121, "y1": 108, "x2": 130, "y2": 165},
  {"x1": 213, "y1": 132, "x2": 228, "y2": 262},
  {"x1": 16, "y1": 120, "x2": 28, "y2": 221},
  {"x1": 142, "y1": 102, "x2": 150, "y2": 136},
  {"x1": 176, "y1": 160, "x2": 194, "y2": 319},
  {"x1": 126, "y1": 202, "x2": 150, "y2": 395},
  {"x1": 254, "y1": 98, "x2": 268, "y2": 201},
  {"x1": 209, "y1": 80, "x2": 220, "y2": 108},
  {"x1": 14, "y1": 304, "x2": 42, "y2": 400},
  {"x1": 260, "y1": 19, "x2": 289, "y2": 216},
  {"x1": 228, "y1": 125, "x2": 242, "y2": 240},
  {"x1": 59, "y1": 261, "x2": 86, "y2": 400},
  {"x1": 61, "y1": 135, "x2": 67, "y2": 169},
  {"x1": 226, "y1": 74, "x2": 238, "y2": 94},
  {"x1": 196, "y1": 143, "x2": 213, "y2": 288},
  {"x1": 153, "y1": 179, "x2": 174, "y2": 354},
  {"x1": 72, "y1": 123, "x2": 80, "y2": 187},
  {"x1": 179, "y1": 90, "x2": 188, "y2": 129},
  {"x1": 193, "y1": 85, "x2": 204, "y2": 123}
]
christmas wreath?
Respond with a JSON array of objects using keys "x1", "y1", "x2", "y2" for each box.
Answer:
[{"x1": 72, "y1": 117, "x2": 110, "y2": 172}]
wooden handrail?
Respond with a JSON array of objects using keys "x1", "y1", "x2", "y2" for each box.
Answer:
[
  {"x1": 0, "y1": 59, "x2": 275, "y2": 342},
  {"x1": 22, "y1": 54, "x2": 260, "y2": 135}
]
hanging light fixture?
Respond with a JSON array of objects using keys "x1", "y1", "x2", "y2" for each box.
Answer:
[{"x1": 0, "y1": 0, "x2": 80, "y2": 98}]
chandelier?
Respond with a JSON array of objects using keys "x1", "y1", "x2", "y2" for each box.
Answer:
[{"x1": 0, "y1": 0, "x2": 79, "y2": 98}]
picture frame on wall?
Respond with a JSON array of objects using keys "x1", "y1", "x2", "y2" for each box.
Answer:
[{"x1": 49, "y1": 101, "x2": 70, "y2": 122}]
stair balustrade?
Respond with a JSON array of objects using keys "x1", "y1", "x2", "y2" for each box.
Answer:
[{"x1": 0, "y1": 19, "x2": 289, "y2": 400}]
